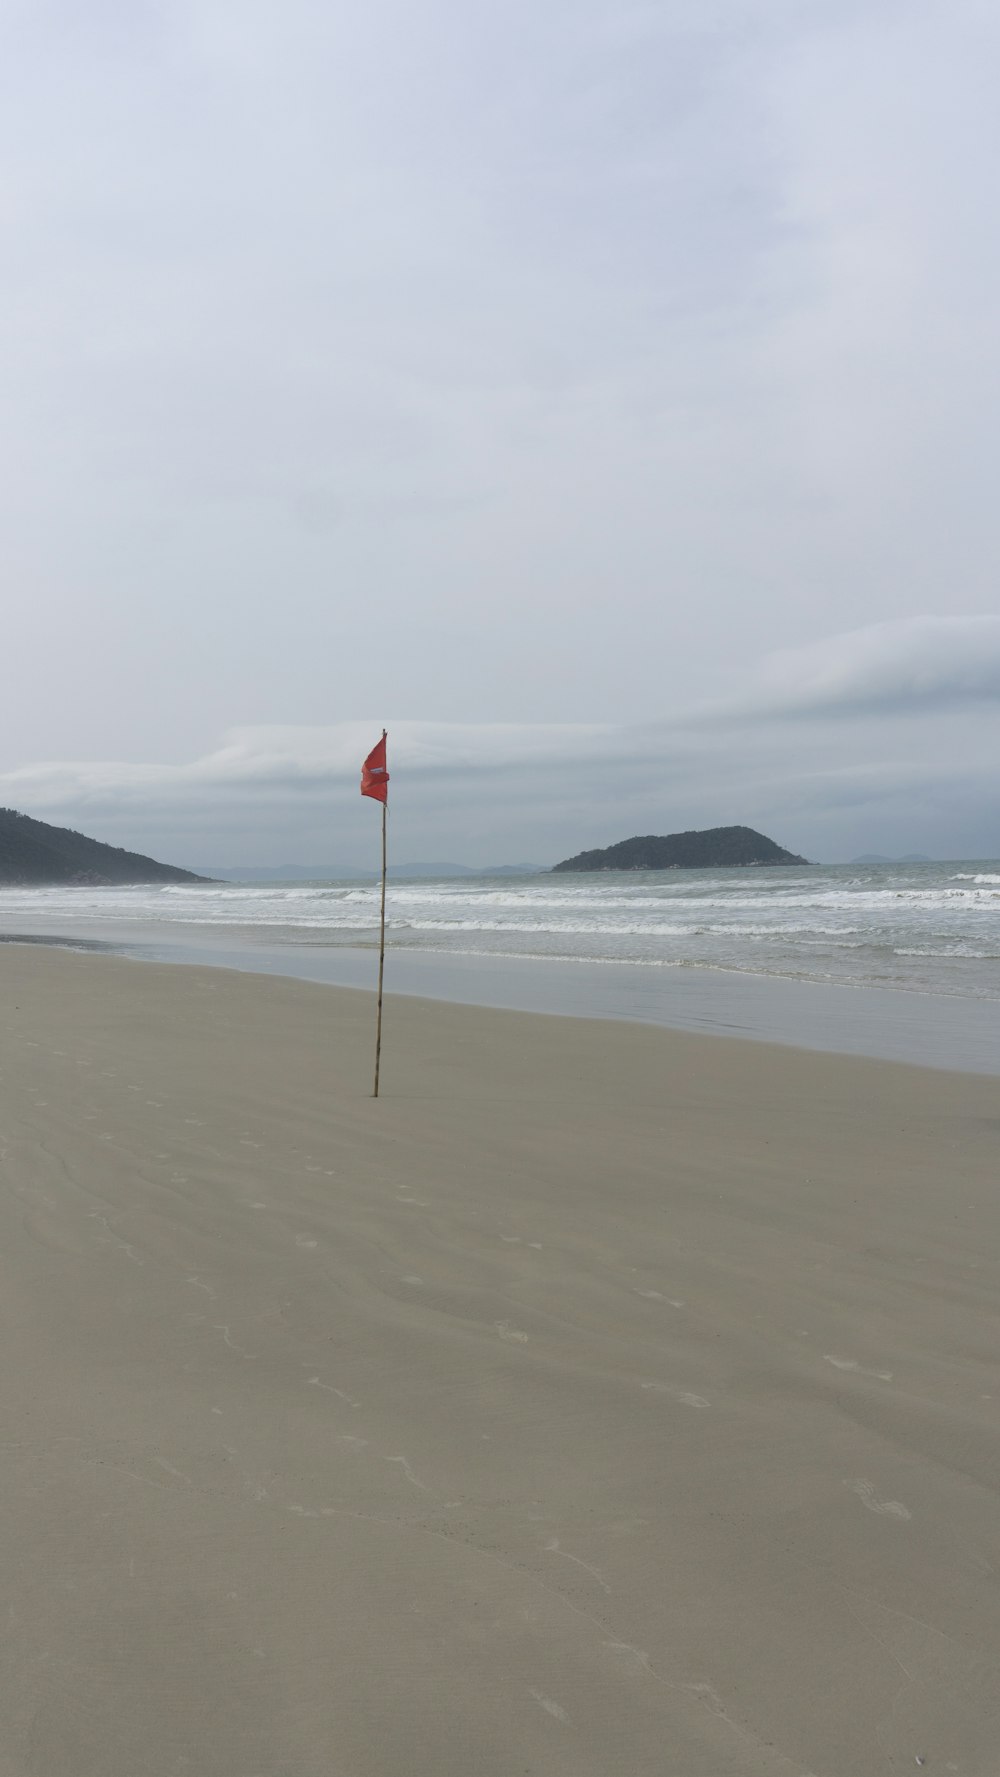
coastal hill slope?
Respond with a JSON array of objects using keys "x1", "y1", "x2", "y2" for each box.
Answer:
[
  {"x1": 553, "y1": 825, "x2": 809, "y2": 872},
  {"x1": 0, "y1": 807, "x2": 206, "y2": 886}
]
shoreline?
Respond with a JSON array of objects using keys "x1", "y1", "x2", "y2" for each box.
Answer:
[
  {"x1": 2, "y1": 942, "x2": 998, "y2": 1774},
  {"x1": 3, "y1": 918, "x2": 1000, "y2": 1074}
]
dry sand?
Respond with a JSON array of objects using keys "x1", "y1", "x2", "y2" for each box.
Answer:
[{"x1": 0, "y1": 944, "x2": 997, "y2": 1776}]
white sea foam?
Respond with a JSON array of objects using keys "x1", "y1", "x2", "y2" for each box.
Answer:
[
  {"x1": 895, "y1": 946, "x2": 996, "y2": 959},
  {"x1": 3, "y1": 860, "x2": 1000, "y2": 1003}
]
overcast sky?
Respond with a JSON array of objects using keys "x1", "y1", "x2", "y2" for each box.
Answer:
[{"x1": 2, "y1": 0, "x2": 998, "y2": 866}]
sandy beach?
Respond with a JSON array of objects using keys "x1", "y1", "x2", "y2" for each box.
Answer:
[{"x1": 1, "y1": 942, "x2": 997, "y2": 1776}]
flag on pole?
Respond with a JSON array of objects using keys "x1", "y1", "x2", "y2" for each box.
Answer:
[
  {"x1": 361, "y1": 734, "x2": 389, "y2": 803},
  {"x1": 361, "y1": 731, "x2": 389, "y2": 1097}
]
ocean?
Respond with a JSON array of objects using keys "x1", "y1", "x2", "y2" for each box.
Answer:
[{"x1": 3, "y1": 860, "x2": 1000, "y2": 1071}]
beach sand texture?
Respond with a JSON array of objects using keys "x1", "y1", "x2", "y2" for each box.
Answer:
[{"x1": 0, "y1": 944, "x2": 997, "y2": 1776}]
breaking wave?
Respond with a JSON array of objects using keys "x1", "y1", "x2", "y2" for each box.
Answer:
[{"x1": 3, "y1": 859, "x2": 1000, "y2": 1001}]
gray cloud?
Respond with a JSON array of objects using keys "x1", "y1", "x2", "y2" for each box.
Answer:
[
  {"x1": 1, "y1": 2, "x2": 998, "y2": 861},
  {"x1": 738, "y1": 616, "x2": 1000, "y2": 718},
  {"x1": 3, "y1": 619, "x2": 998, "y2": 864}
]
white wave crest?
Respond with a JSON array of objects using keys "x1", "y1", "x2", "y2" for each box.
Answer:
[{"x1": 2, "y1": 860, "x2": 999, "y2": 1003}]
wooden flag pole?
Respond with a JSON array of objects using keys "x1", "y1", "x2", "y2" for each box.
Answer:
[
  {"x1": 373, "y1": 757, "x2": 388, "y2": 1098},
  {"x1": 361, "y1": 728, "x2": 390, "y2": 1098}
]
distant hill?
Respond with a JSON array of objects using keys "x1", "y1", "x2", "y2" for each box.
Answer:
[
  {"x1": 553, "y1": 826, "x2": 810, "y2": 873},
  {"x1": 0, "y1": 808, "x2": 207, "y2": 886}
]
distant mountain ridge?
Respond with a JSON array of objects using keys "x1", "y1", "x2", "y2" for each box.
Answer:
[
  {"x1": 0, "y1": 808, "x2": 206, "y2": 886},
  {"x1": 553, "y1": 826, "x2": 809, "y2": 872}
]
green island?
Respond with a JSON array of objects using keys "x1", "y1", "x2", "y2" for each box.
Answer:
[
  {"x1": 552, "y1": 825, "x2": 810, "y2": 872},
  {"x1": 0, "y1": 807, "x2": 206, "y2": 886}
]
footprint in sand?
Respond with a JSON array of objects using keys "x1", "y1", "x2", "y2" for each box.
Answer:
[
  {"x1": 845, "y1": 1479, "x2": 911, "y2": 1519},
  {"x1": 641, "y1": 1381, "x2": 709, "y2": 1410},
  {"x1": 824, "y1": 1355, "x2": 893, "y2": 1382},
  {"x1": 529, "y1": 1690, "x2": 570, "y2": 1724}
]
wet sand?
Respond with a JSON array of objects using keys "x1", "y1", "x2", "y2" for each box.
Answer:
[
  {"x1": 1, "y1": 943, "x2": 997, "y2": 1775},
  {"x1": 5, "y1": 918, "x2": 1000, "y2": 1074}
]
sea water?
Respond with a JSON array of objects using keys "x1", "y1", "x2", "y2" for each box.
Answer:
[
  {"x1": 3, "y1": 861, "x2": 1000, "y2": 1071},
  {"x1": 2, "y1": 861, "x2": 999, "y2": 999}
]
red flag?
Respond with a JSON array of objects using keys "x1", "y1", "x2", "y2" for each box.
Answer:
[{"x1": 361, "y1": 732, "x2": 389, "y2": 803}]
